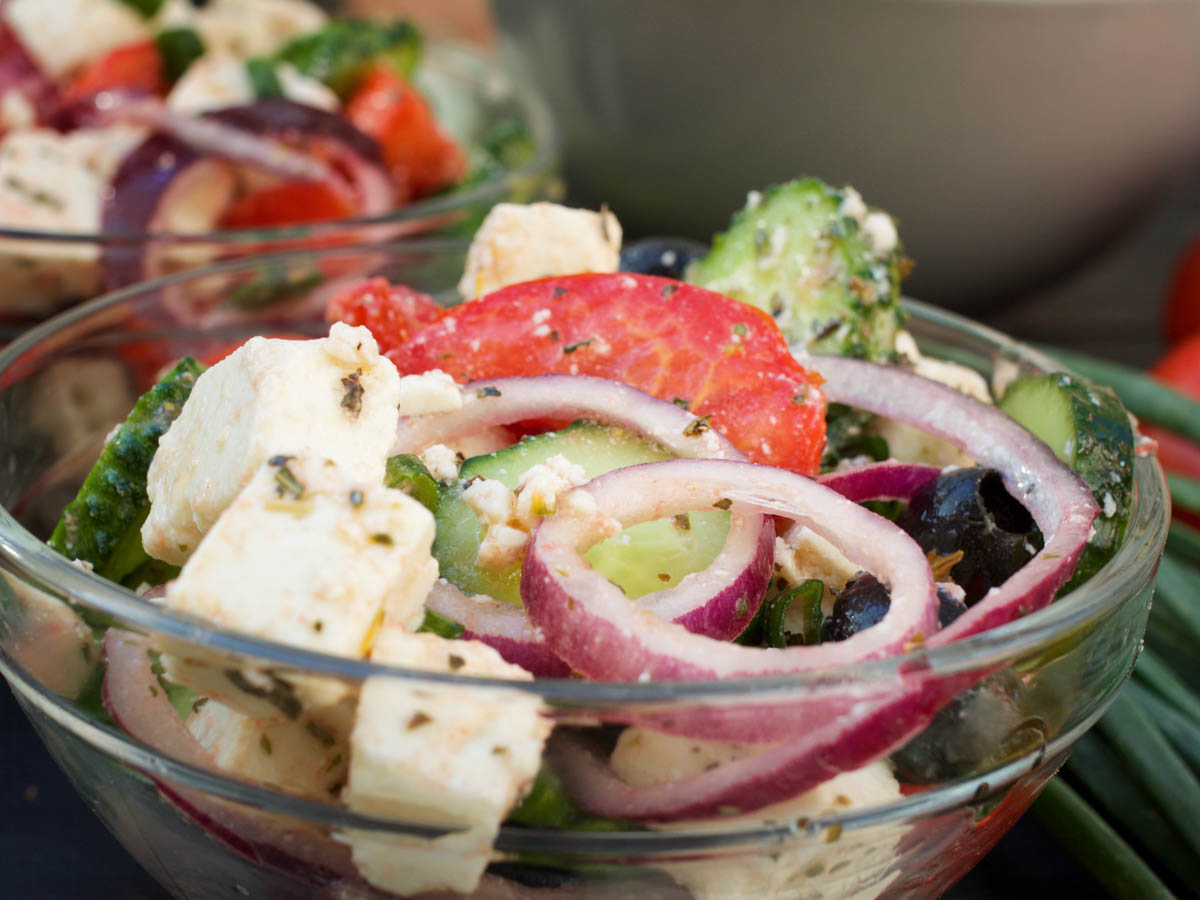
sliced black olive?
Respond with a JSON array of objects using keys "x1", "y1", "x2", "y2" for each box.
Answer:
[
  {"x1": 821, "y1": 571, "x2": 890, "y2": 642},
  {"x1": 896, "y1": 467, "x2": 1042, "y2": 606},
  {"x1": 619, "y1": 237, "x2": 709, "y2": 280}
]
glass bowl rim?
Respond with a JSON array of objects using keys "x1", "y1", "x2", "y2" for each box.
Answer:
[
  {"x1": 0, "y1": 42, "x2": 559, "y2": 245},
  {"x1": 0, "y1": 239, "x2": 1170, "y2": 705}
]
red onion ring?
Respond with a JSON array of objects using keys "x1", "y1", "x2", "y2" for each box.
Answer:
[
  {"x1": 101, "y1": 629, "x2": 360, "y2": 884},
  {"x1": 809, "y1": 355, "x2": 1099, "y2": 645},
  {"x1": 818, "y1": 461, "x2": 941, "y2": 503},
  {"x1": 522, "y1": 458, "x2": 937, "y2": 689},
  {"x1": 400, "y1": 375, "x2": 775, "y2": 651},
  {"x1": 425, "y1": 579, "x2": 571, "y2": 678}
]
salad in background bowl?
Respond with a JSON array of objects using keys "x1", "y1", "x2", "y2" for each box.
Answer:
[
  {"x1": 0, "y1": 183, "x2": 1168, "y2": 899},
  {"x1": 0, "y1": 0, "x2": 558, "y2": 330}
]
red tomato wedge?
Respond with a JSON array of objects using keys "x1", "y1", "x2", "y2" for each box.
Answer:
[
  {"x1": 325, "y1": 277, "x2": 445, "y2": 357},
  {"x1": 390, "y1": 274, "x2": 827, "y2": 475},
  {"x1": 63, "y1": 40, "x2": 165, "y2": 104},
  {"x1": 345, "y1": 66, "x2": 466, "y2": 201},
  {"x1": 220, "y1": 180, "x2": 357, "y2": 229}
]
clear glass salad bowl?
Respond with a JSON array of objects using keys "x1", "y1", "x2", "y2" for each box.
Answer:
[
  {"x1": 0, "y1": 242, "x2": 1168, "y2": 899},
  {"x1": 0, "y1": 42, "x2": 558, "y2": 338}
]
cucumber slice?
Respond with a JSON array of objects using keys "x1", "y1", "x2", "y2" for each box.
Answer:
[
  {"x1": 433, "y1": 421, "x2": 730, "y2": 606},
  {"x1": 384, "y1": 453, "x2": 440, "y2": 513},
  {"x1": 999, "y1": 372, "x2": 1134, "y2": 590},
  {"x1": 686, "y1": 178, "x2": 907, "y2": 361},
  {"x1": 48, "y1": 357, "x2": 204, "y2": 582}
]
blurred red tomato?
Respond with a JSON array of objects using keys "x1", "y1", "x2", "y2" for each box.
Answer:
[{"x1": 1165, "y1": 235, "x2": 1200, "y2": 346}]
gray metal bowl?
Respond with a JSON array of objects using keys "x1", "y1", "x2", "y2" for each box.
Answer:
[{"x1": 494, "y1": 0, "x2": 1200, "y2": 309}]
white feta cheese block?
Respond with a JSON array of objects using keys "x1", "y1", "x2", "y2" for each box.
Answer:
[
  {"x1": 3, "y1": 0, "x2": 193, "y2": 78},
  {"x1": 142, "y1": 323, "x2": 401, "y2": 564},
  {"x1": 194, "y1": 0, "x2": 328, "y2": 59},
  {"x1": 396, "y1": 369, "x2": 462, "y2": 417},
  {"x1": 610, "y1": 729, "x2": 904, "y2": 900},
  {"x1": 160, "y1": 454, "x2": 437, "y2": 712},
  {"x1": 340, "y1": 626, "x2": 550, "y2": 897},
  {"x1": 0, "y1": 126, "x2": 146, "y2": 316},
  {"x1": 458, "y1": 202, "x2": 622, "y2": 300},
  {"x1": 187, "y1": 697, "x2": 352, "y2": 801},
  {"x1": 168, "y1": 54, "x2": 338, "y2": 115}
]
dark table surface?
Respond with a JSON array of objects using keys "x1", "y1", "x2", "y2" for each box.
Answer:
[{"x1": 5, "y1": 170, "x2": 1198, "y2": 899}]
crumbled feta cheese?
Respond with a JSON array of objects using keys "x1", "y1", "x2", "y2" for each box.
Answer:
[
  {"x1": 193, "y1": 0, "x2": 328, "y2": 59},
  {"x1": 188, "y1": 697, "x2": 352, "y2": 801},
  {"x1": 838, "y1": 186, "x2": 868, "y2": 224},
  {"x1": 340, "y1": 626, "x2": 550, "y2": 897},
  {"x1": 513, "y1": 453, "x2": 587, "y2": 527},
  {"x1": 420, "y1": 443, "x2": 461, "y2": 482},
  {"x1": 475, "y1": 522, "x2": 528, "y2": 571},
  {"x1": 275, "y1": 62, "x2": 339, "y2": 111},
  {"x1": 0, "y1": 90, "x2": 35, "y2": 132},
  {"x1": 160, "y1": 454, "x2": 437, "y2": 713},
  {"x1": 461, "y1": 477, "x2": 515, "y2": 528},
  {"x1": 3, "y1": 0, "x2": 192, "y2": 78},
  {"x1": 396, "y1": 369, "x2": 463, "y2": 417},
  {"x1": 142, "y1": 324, "x2": 401, "y2": 564},
  {"x1": 862, "y1": 211, "x2": 899, "y2": 254},
  {"x1": 458, "y1": 202, "x2": 622, "y2": 300}
]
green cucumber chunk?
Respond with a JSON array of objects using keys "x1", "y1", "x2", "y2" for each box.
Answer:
[
  {"x1": 48, "y1": 357, "x2": 205, "y2": 583},
  {"x1": 999, "y1": 372, "x2": 1134, "y2": 590},
  {"x1": 274, "y1": 19, "x2": 422, "y2": 98},
  {"x1": 432, "y1": 421, "x2": 730, "y2": 606},
  {"x1": 385, "y1": 453, "x2": 440, "y2": 513},
  {"x1": 245, "y1": 58, "x2": 285, "y2": 99},
  {"x1": 686, "y1": 178, "x2": 907, "y2": 361}
]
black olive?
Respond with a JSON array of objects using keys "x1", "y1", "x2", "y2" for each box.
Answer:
[
  {"x1": 937, "y1": 585, "x2": 968, "y2": 628},
  {"x1": 896, "y1": 467, "x2": 1042, "y2": 606},
  {"x1": 619, "y1": 237, "x2": 709, "y2": 280},
  {"x1": 821, "y1": 572, "x2": 890, "y2": 642},
  {"x1": 890, "y1": 671, "x2": 1040, "y2": 784}
]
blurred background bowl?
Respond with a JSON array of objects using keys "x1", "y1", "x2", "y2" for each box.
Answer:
[
  {"x1": 492, "y1": 0, "x2": 1200, "y2": 310},
  {"x1": 0, "y1": 41, "x2": 559, "y2": 336}
]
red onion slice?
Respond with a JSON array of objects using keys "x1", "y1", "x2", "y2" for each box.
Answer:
[
  {"x1": 401, "y1": 375, "x2": 775, "y2": 653},
  {"x1": 393, "y1": 374, "x2": 746, "y2": 462},
  {"x1": 101, "y1": 629, "x2": 359, "y2": 885},
  {"x1": 424, "y1": 579, "x2": 571, "y2": 678},
  {"x1": 809, "y1": 355, "x2": 1099, "y2": 644},
  {"x1": 818, "y1": 461, "x2": 941, "y2": 503}
]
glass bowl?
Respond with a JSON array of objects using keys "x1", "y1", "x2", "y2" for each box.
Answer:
[
  {"x1": 0, "y1": 242, "x2": 1168, "y2": 899},
  {"x1": 0, "y1": 42, "x2": 559, "y2": 337}
]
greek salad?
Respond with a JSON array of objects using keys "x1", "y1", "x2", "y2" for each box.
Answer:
[
  {"x1": 0, "y1": 0, "x2": 533, "y2": 316},
  {"x1": 37, "y1": 180, "x2": 1140, "y2": 898}
]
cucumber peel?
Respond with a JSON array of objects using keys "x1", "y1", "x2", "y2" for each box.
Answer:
[
  {"x1": 48, "y1": 357, "x2": 204, "y2": 583},
  {"x1": 687, "y1": 178, "x2": 907, "y2": 361},
  {"x1": 999, "y1": 372, "x2": 1134, "y2": 591}
]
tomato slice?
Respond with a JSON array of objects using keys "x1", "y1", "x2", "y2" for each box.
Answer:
[
  {"x1": 389, "y1": 273, "x2": 827, "y2": 475},
  {"x1": 325, "y1": 277, "x2": 445, "y2": 357},
  {"x1": 63, "y1": 40, "x2": 165, "y2": 103},
  {"x1": 344, "y1": 65, "x2": 466, "y2": 201},
  {"x1": 220, "y1": 180, "x2": 358, "y2": 229}
]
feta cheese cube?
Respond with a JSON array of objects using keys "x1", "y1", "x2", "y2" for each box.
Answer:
[
  {"x1": 396, "y1": 369, "x2": 463, "y2": 417},
  {"x1": 187, "y1": 697, "x2": 352, "y2": 801},
  {"x1": 3, "y1": 0, "x2": 192, "y2": 78},
  {"x1": 168, "y1": 54, "x2": 338, "y2": 115},
  {"x1": 142, "y1": 324, "x2": 402, "y2": 564},
  {"x1": 193, "y1": 0, "x2": 328, "y2": 59},
  {"x1": 458, "y1": 202, "x2": 622, "y2": 300},
  {"x1": 418, "y1": 443, "x2": 461, "y2": 482},
  {"x1": 340, "y1": 627, "x2": 550, "y2": 896},
  {"x1": 160, "y1": 454, "x2": 437, "y2": 712}
]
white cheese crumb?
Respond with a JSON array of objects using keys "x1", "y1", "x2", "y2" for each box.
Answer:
[
  {"x1": 396, "y1": 369, "x2": 463, "y2": 417},
  {"x1": 420, "y1": 444, "x2": 461, "y2": 482}
]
